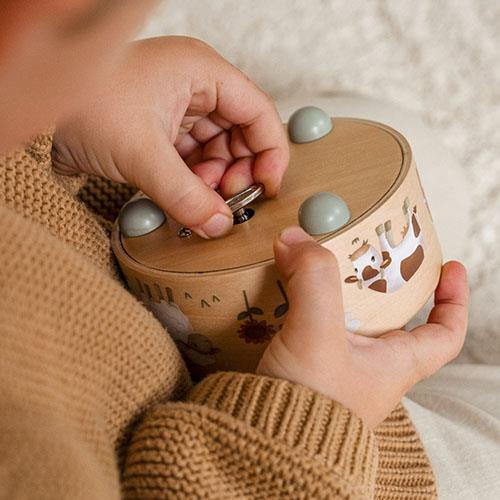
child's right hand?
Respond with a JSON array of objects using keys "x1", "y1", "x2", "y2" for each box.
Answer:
[
  {"x1": 257, "y1": 226, "x2": 469, "y2": 429},
  {"x1": 52, "y1": 36, "x2": 288, "y2": 239}
]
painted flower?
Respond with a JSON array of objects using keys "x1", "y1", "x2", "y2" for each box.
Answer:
[{"x1": 237, "y1": 319, "x2": 276, "y2": 344}]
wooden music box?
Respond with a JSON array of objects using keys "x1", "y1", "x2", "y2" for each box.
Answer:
[{"x1": 111, "y1": 107, "x2": 442, "y2": 376}]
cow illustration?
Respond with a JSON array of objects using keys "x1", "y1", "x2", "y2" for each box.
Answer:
[{"x1": 344, "y1": 198, "x2": 424, "y2": 293}]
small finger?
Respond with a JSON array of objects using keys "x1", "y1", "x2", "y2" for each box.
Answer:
[
  {"x1": 132, "y1": 130, "x2": 233, "y2": 239},
  {"x1": 273, "y1": 226, "x2": 346, "y2": 344},
  {"x1": 191, "y1": 132, "x2": 233, "y2": 187},
  {"x1": 229, "y1": 127, "x2": 253, "y2": 158},
  {"x1": 190, "y1": 116, "x2": 226, "y2": 143},
  {"x1": 404, "y1": 261, "x2": 469, "y2": 383},
  {"x1": 252, "y1": 147, "x2": 289, "y2": 197},
  {"x1": 218, "y1": 157, "x2": 254, "y2": 198},
  {"x1": 428, "y1": 261, "x2": 469, "y2": 332},
  {"x1": 213, "y1": 69, "x2": 289, "y2": 197},
  {"x1": 175, "y1": 133, "x2": 200, "y2": 158},
  {"x1": 191, "y1": 159, "x2": 229, "y2": 189}
]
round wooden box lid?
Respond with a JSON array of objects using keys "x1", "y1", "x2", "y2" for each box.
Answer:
[{"x1": 119, "y1": 118, "x2": 410, "y2": 275}]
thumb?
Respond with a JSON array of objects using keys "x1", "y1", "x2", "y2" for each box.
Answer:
[
  {"x1": 273, "y1": 226, "x2": 346, "y2": 348},
  {"x1": 133, "y1": 134, "x2": 233, "y2": 239}
]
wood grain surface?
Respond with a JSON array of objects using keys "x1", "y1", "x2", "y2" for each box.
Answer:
[{"x1": 121, "y1": 118, "x2": 408, "y2": 273}]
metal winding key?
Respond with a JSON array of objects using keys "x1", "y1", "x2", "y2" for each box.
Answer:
[
  {"x1": 178, "y1": 184, "x2": 264, "y2": 237},
  {"x1": 226, "y1": 183, "x2": 264, "y2": 224}
]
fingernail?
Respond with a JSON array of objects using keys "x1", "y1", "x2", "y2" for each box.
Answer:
[
  {"x1": 197, "y1": 212, "x2": 233, "y2": 239},
  {"x1": 278, "y1": 226, "x2": 312, "y2": 246}
]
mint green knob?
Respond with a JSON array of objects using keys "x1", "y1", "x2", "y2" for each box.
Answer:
[
  {"x1": 298, "y1": 192, "x2": 350, "y2": 235},
  {"x1": 118, "y1": 198, "x2": 165, "y2": 237},
  {"x1": 288, "y1": 106, "x2": 333, "y2": 143}
]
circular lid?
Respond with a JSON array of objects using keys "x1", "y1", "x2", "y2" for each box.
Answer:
[{"x1": 117, "y1": 118, "x2": 410, "y2": 275}]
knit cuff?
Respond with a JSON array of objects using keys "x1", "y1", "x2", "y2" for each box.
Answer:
[{"x1": 187, "y1": 371, "x2": 378, "y2": 491}]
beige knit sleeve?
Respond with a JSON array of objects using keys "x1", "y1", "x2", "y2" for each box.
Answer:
[
  {"x1": 0, "y1": 204, "x2": 190, "y2": 500},
  {"x1": 122, "y1": 371, "x2": 379, "y2": 499}
]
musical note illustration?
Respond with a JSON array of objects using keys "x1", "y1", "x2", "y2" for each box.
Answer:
[{"x1": 273, "y1": 280, "x2": 289, "y2": 318}]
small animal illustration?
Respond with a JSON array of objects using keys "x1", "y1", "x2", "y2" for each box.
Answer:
[
  {"x1": 344, "y1": 198, "x2": 424, "y2": 293},
  {"x1": 141, "y1": 294, "x2": 219, "y2": 366}
]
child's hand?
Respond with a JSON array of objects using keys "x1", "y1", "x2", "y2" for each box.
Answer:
[
  {"x1": 52, "y1": 36, "x2": 288, "y2": 239},
  {"x1": 257, "y1": 226, "x2": 469, "y2": 428}
]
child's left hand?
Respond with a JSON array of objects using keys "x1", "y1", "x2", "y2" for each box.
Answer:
[
  {"x1": 257, "y1": 226, "x2": 469, "y2": 428},
  {"x1": 52, "y1": 36, "x2": 289, "y2": 239}
]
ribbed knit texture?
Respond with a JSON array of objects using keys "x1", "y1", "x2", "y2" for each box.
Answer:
[
  {"x1": 123, "y1": 372, "x2": 378, "y2": 499},
  {"x1": 375, "y1": 406, "x2": 436, "y2": 499},
  {"x1": 0, "y1": 133, "x2": 437, "y2": 499}
]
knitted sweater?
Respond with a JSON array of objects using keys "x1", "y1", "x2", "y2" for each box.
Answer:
[{"x1": 0, "y1": 133, "x2": 437, "y2": 499}]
